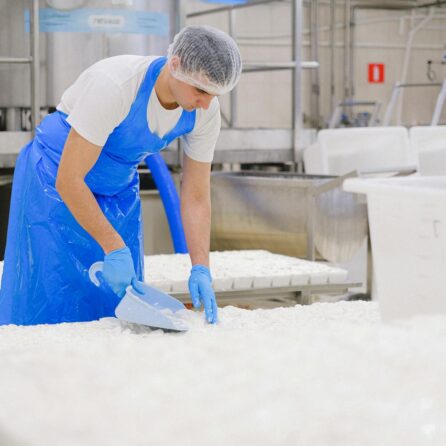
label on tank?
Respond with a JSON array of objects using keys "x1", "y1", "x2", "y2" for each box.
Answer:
[{"x1": 24, "y1": 8, "x2": 169, "y2": 35}]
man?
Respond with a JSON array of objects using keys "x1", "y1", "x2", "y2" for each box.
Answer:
[{"x1": 0, "y1": 25, "x2": 242, "y2": 326}]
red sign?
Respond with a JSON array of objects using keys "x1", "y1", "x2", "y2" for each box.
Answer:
[{"x1": 368, "y1": 63, "x2": 385, "y2": 83}]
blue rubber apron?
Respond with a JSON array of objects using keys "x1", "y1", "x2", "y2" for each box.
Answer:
[{"x1": 0, "y1": 56, "x2": 195, "y2": 325}]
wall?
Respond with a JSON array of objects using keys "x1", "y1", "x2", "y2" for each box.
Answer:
[{"x1": 186, "y1": 0, "x2": 446, "y2": 129}]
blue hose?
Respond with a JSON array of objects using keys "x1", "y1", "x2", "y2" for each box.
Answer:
[{"x1": 145, "y1": 154, "x2": 188, "y2": 254}]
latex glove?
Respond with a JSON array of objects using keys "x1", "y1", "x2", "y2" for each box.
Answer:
[
  {"x1": 188, "y1": 265, "x2": 218, "y2": 324},
  {"x1": 102, "y1": 246, "x2": 136, "y2": 298}
]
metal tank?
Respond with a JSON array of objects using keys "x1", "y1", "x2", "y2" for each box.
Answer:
[
  {"x1": 210, "y1": 171, "x2": 368, "y2": 263},
  {"x1": 0, "y1": 0, "x2": 177, "y2": 111},
  {"x1": 0, "y1": 0, "x2": 46, "y2": 110}
]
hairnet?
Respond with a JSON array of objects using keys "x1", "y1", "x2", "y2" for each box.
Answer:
[{"x1": 167, "y1": 25, "x2": 242, "y2": 96}]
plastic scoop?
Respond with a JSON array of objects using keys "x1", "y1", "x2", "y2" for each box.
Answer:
[{"x1": 89, "y1": 262, "x2": 188, "y2": 332}]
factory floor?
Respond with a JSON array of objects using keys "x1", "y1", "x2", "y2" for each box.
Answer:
[{"x1": 1, "y1": 257, "x2": 445, "y2": 445}]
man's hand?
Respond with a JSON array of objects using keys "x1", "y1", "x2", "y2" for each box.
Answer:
[
  {"x1": 102, "y1": 246, "x2": 136, "y2": 298},
  {"x1": 188, "y1": 265, "x2": 218, "y2": 324}
]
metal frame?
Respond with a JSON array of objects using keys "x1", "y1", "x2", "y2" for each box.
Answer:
[
  {"x1": 0, "y1": 0, "x2": 40, "y2": 133},
  {"x1": 185, "y1": 0, "x2": 317, "y2": 164},
  {"x1": 383, "y1": 82, "x2": 443, "y2": 126}
]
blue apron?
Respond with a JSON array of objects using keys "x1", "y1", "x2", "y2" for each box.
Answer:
[{"x1": 0, "y1": 56, "x2": 196, "y2": 325}]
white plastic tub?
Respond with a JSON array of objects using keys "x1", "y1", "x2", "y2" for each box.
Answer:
[
  {"x1": 344, "y1": 176, "x2": 446, "y2": 321},
  {"x1": 304, "y1": 126, "x2": 417, "y2": 176},
  {"x1": 410, "y1": 126, "x2": 446, "y2": 176}
]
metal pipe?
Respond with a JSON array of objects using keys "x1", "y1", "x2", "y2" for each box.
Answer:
[
  {"x1": 30, "y1": 0, "x2": 40, "y2": 132},
  {"x1": 242, "y1": 61, "x2": 319, "y2": 72},
  {"x1": 310, "y1": 0, "x2": 320, "y2": 128},
  {"x1": 396, "y1": 8, "x2": 434, "y2": 124},
  {"x1": 174, "y1": 0, "x2": 186, "y2": 34},
  {"x1": 415, "y1": 0, "x2": 446, "y2": 8},
  {"x1": 349, "y1": 1, "x2": 355, "y2": 106},
  {"x1": 229, "y1": 8, "x2": 237, "y2": 128},
  {"x1": 186, "y1": 0, "x2": 287, "y2": 18},
  {"x1": 431, "y1": 80, "x2": 446, "y2": 126},
  {"x1": 0, "y1": 58, "x2": 32, "y2": 64},
  {"x1": 292, "y1": 0, "x2": 304, "y2": 164},
  {"x1": 330, "y1": 0, "x2": 336, "y2": 116}
]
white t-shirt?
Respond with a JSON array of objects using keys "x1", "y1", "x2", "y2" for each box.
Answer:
[{"x1": 56, "y1": 55, "x2": 221, "y2": 163}]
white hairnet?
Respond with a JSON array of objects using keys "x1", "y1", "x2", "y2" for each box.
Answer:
[{"x1": 167, "y1": 25, "x2": 242, "y2": 96}]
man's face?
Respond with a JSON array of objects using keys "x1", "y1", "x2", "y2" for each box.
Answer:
[{"x1": 169, "y1": 76, "x2": 215, "y2": 111}]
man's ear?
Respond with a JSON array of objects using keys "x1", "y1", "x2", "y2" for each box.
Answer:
[{"x1": 169, "y1": 55, "x2": 181, "y2": 71}]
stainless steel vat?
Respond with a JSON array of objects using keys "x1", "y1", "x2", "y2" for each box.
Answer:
[{"x1": 210, "y1": 171, "x2": 368, "y2": 263}]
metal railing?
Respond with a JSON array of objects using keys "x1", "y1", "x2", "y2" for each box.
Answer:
[
  {"x1": 0, "y1": 0, "x2": 40, "y2": 132},
  {"x1": 383, "y1": 81, "x2": 444, "y2": 126}
]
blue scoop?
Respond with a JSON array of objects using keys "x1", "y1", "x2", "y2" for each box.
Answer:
[{"x1": 89, "y1": 262, "x2": 188, "y2": 332}]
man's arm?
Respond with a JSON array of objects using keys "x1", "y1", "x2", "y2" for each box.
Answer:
[
  {"x1": 55, "y1": 128, "x2": 125, "y2": 254},
  {"x1": 180, "y1": 153, "x2": 211, "y2": 267}
]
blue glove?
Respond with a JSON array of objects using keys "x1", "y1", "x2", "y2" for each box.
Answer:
[
  {"x1": 102, "y1": 246, "x2": 136, "y2": 298},
  {"x1": 188, "y1": 265, "x2": 218, "y2": 324}
]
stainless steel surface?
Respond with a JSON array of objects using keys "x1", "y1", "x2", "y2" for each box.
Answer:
[
  {"x1": 174, "y1": 0, "x2": 186, "y2": 33},
  {"x1": 31, "y1": 0, "x2": 40, "y2": 131},
  {"x1": 210, "y1": 171, "x2": 368, "y2": 263},
  {"x1": 5, "y1": 109, "x2": 22, "y2": 131},
  {"x1": 0, "y1": 176, "x2": 13, "y2": 187},
  {"x1": 0, "y1": 0, "x2": 44, "y2": 109},
  {"x1": 0, "y1": 127, "x2": 316, "y2": 167},
  {"x1": 0, "y1": 1, "x2": 176, "y2": 109},
  {"x1": 46, "y1": 0, "x2": 176, "y2": 107},
  {"x1": 211, "y1": 128, "x2": 316, "y2": 164},
  {"x1": 0, "y1": 132, "x2": 32, "y2": 167}
]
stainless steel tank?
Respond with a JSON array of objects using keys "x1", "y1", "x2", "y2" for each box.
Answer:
[
  {"x1": 210, "y1": 171, "x2": 368, "y2": 263},
  {"x1": 0, "y1": 0, "x2": 176, "y2": 108},
  {"x1": 0, "y1": 0, "x2": 47, "y2": 108}
]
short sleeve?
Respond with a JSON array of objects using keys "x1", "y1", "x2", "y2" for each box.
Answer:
[
  {"x1": 181, "y1": 98, "x2": 221, "y2": 163},
  {"x1": 65, "y1": 72, "x2": 126, "y2": 147}
]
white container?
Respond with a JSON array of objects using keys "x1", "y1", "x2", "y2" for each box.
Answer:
[
  {"x1": 304, "y1": 127, "x2": 417, "y2": 176},
  {"x1": 344, "y1": 176, "x2": 446, "y2": 321},
  {"x1": 410, "y1": 126, "x2": 446, "y2": 176}
]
